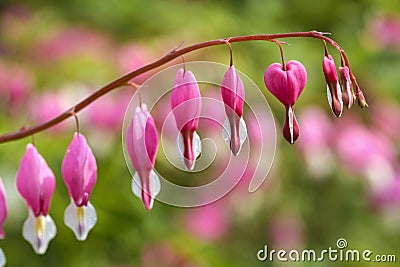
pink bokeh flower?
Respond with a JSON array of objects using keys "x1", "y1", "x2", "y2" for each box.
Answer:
[
  {"x1": 185, "y1": 203, "x2": 229, "y2": 241},
  {"x1": 368, "y1": 15, "x2": 400, "y2": 49},
  {"x1": 298, "y1": 107, "x2": 335, "y2": 178}
]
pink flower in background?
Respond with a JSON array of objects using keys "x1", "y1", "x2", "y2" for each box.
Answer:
[
  {"x1": 33, "y1": 27, "x2": 111, "y2": 63},
  {"x1": 269, "y1": 214, "x2": 304, "y2": 250},
  {"x1": 16, "y1": 144, "x2": 57, "y2": 254},
  {"x1": 30, "y1": 91, "x2": 71, "y2": 134},
  {"x1": 185, "y1": 203, "x2": 229, "y2": 241},
  {"x1": 115, "y1": 43, "x2": 154, "y2": 84},
  {"x1": 335, "y1": 121, "x2": 397, "y2": 192},
  {"x1": 0, "y1": 61, "x2": 32, "y2": 108},
  {"x1": 171, "y1": 68, "x2": 202, "y2": 170},
  {"x1": 126, "y1": 104, "x2": 160, "y2": 211},
  {"x1": 87, "y1": 89, "x2": 131, "y2": 131},
  {"x1": 368, "y1": 15, "x2": 400, "y2": 49},
  {"x1": 336, "y1": 123, "x2": 396, "y2": 171},
  {"x1": 264, "y1": 60, "x2": 307, "y2": 144},
  {"x1": 221, "y1": 65, "x2": 247, "y2": 156},
  {"x1": 372, "y1": 102, "x2": 400, "y2": 142},
  {"x1": 371, "y1": 175, "x2": 400, "y2": 208},
  {"x1": 142, "y1": 243, "x2": 196, "y2": 267},
  {"x1": 298, "y1": 107, "x2": 335, "y2": 178},
  {"x1": 62, "y1": 132, "x2": 97, "y2": 241}
]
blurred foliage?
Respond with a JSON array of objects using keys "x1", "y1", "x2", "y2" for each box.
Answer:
[{"x1": 0, "y1": 0, "x2": 400, "y2": 267}]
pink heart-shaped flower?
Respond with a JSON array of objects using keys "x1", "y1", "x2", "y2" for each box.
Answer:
[{"x1": 264, "y1": 60, "x2": 307, "y2": 106}]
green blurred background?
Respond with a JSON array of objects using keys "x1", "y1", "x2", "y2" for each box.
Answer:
[{"x1": 0, "y1": 0, "x2": 400, "y2": 266}]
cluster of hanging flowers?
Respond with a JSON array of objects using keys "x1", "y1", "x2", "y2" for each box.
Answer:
[
  {"x1": 0, "y1": 128, "x2": 97, "y2": 263},
  {"x1": 264, "y1": 40, "x2": 367, "y2": 144},
  {"x1": 0, "y1": 35, "x2": 367, "y2": 264},
  {"x1": 125, "y1": 49, "x2": 247, "y2": 210}
]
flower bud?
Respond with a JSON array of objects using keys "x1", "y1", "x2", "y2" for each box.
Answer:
[
  {"x1": 126, "y1": 104, "x2": 160, "y2": 210},
  {"x1": 322, "y1": 55, "x2": 343, "y2": 117},
  {"x1": 338, "y1": 65, "x2": 354, "y2": 109},
  {"x1": 221, "y1": 65, "x2": 247, "y2": 155},
  {"x1": 171, "y1": 68, "x2": 202, "y2": 170}
]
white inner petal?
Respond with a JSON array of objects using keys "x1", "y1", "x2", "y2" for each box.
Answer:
[
  {"x1": 222, "y1": 118, "x2": 230, "y2": 142},
  {"x1": 64, "y1": 201, "x2": 97, "y2": 241},
  {"x1": 239, "y1": 117, "x2": 248, "y2": 147},
  {"x1": 131, "y1": 172, "x2": 142, "y2": 199},
  {"x1": 326, "y1": 85, "x2": 333, "y2": 110},
  {"x1": 131, "y1": 170, "x2": 161, "y2": 209},
  {"x1": 336, "y1": 81, "x2": 343, "y2": 117},
  {"x1": 22, "y1": 211, "x2": 57, "y2": 255},
  {"x1": 0, "y1": 248, "x2": 6, "y2": 267},
  {"x1": 288, "y1": 106, "x2": 294, "y2": 144},
  {"x1": 192, "y1": 131, "x2": 202, "y2": 159},
  {"x1": 222, "y1": 117, "x2": 247, "y2": 154},
  {"x1": 176, "y1": 132, "x2": 201, "y2": 169},
  {"x1": 149, "y1": 170, "x2": 161, "y2": 198}
]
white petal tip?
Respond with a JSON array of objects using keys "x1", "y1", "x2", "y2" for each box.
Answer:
[
  {"x1": 22, "y1": 212, "x2": 56, "y2": 255},
  {"x1": 177, "y1": 132, "x2": 201, "y2": 170},
  {"x1": 0, "y1": 248, "x2": 5, "y2": 267},
  {"x1": 64, "y1": 201, "x2": 97, "y2": 241},
  {"x1": 132, "y1": 171, "x2": 160, "y2": 210},
  {"x1": 222, "y1": 117, "x2": 247, "y2": 156}
]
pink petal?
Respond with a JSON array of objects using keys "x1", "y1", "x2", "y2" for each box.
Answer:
[
  {"x1": 171, "y1": 68, "x2": 201, "y2": 132},
  {"x1": 62, "y1": 132, "x2": 97, "y2": 207},
  {"x1": 16, "y1": 144, "x2": 55, "y2": 217},
  {"x1": 221, "y1": 65, "x2": 245, "y2": 117},
  {"x1": 126, "y1": 104, "x2": 159, "y2": 173},
  {"x1": 264, "y1": 60, "x2": 307, "y2": 106},
  {"x1": 0, "y1": 178, "x2": 7, "y2": 239}
]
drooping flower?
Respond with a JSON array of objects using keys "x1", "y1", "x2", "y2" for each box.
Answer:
[
  {"x1": 264, "y1": 60, "x2": 307, "y2": 144},
  {"x1": 221, "y1": 65, "x2": 247, "y2": 156},
  {"x1": 322, "y1": 52, "x2": 343, "y2": 117},
  {"x1": 338, "y1": 65, "x2": 354, "y2": 109},
  {"x1": 16, "y1": 144, "x2": 56, "y2": 254},
  {"x1": 0, "y1": 178, "x2": 7, "y2": 267},
  {"x1": 171, "y1": 68, "x2": 202, "y2": 170},
  {"x1": 126, "y1": 103, "x2": 160, "y2": 211},
  {"x1": 0, "y1": 179, "x2": 6, "y2": 240},
  {"x1": 62, "y1": 132, "x2": 97, "y2": 241}
]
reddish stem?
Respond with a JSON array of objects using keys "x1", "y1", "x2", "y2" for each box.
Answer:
[{"x1": 0, "y1": 31, "x2": 352, "y2": 143}]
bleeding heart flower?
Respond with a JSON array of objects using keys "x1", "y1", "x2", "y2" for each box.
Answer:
[
  {"x1": 16, "y1": 144, "x2": 56, "y2": 254},
  {"x1": 171, "y1": 68, "x2": 202, "y2": 170},
  {"x1": 126, "y1": 104, "x2": 160, "y2": 211},
  {"x1": 0, "y1": 178, "x2": 7, "y2": 266},
  {"x1": 322, "y1": 54, "x2": 343, "y2": 117},
  {"x1": 338, "y1": 65, "x2": 354, "y2": 109},
  {"x1": 221, "y1": 65, "x2": 247, "y2": 156},
  {"x1": 264, "y1": 60, "x2": 307, "y2": 144},
  {"x1": 62, "y1": 132, "x2": 97, "y2": 241}
]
